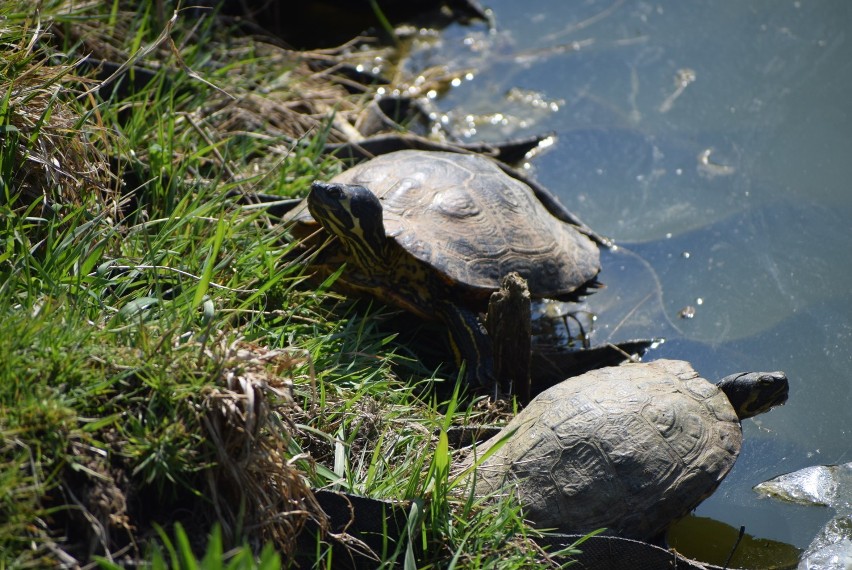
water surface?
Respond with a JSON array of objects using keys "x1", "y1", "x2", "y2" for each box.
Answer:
[{"x1": 410, "y1": 0, "x2": 852, "y2": 560}]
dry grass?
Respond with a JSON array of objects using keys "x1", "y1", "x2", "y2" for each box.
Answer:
[
  {"x1": 200, "y1": 341, "x2": 326, "y2": 558},
  {"x1": 0, "y1": 43, "x2": 114, "y2": 210}
]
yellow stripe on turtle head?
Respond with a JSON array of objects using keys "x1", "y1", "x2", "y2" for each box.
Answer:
[{"x1": 308, "y1": 182, "x2": 390, "y2": 271}]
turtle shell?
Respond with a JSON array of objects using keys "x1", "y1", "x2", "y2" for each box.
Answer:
[
  {"x1": 470, "y1": 359, "x2": 743, "y2": 540},
  {"x1": 289, "y1": 150, "x2": 600, "y2": 297}
]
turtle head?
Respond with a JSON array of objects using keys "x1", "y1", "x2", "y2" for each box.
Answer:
[
  {"x1": 308, "y1": 181, "x2": 389, "y2": 270},
  {"x1": 716, "y1": 371, "x2": 789, "y2": 420}
]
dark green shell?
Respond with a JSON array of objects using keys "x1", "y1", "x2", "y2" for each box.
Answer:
[{"x1": 288, "y1": 150, "x2": 600, "y2": 297}]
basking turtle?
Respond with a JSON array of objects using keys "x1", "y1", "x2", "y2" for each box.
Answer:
[
  {"x1": 285, "y1": 150, "x2": 600, "y2": 385},
  {"x1": 755, "y1": 462, "x2": 852, "y2": 569},
  {"x1": 466, "y1": 359, "x2": 789, "y2": 540}
]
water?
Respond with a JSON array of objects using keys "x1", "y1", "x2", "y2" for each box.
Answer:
[{"x1": 408, "y1": 0, "x2": 852, "y2": 562}]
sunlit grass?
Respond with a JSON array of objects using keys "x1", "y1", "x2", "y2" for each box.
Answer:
[{"x1": 0, "y1": 0, "x2": 584, "y2": 567}]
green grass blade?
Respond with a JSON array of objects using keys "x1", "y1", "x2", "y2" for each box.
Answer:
[{"x1": 192, "y1": 214, "x2": 226, "y2": 309}]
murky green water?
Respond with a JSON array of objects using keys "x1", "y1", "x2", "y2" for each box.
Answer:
[{"x1": 410, "y1": 0, "x2": 852, "y2": 563}]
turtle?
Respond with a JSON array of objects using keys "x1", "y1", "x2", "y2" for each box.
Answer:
[
  {"x1": 284, "y1": 150, "x2": 601, "y2": 386},
  {"x1": 755, "y1": 462, "x2": 852, "y2": 568},
  {"x1": 465, "y1": 359, "x2": 789, "y2": 540}
]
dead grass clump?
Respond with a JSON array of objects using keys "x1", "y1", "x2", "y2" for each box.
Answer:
[
  {"x1": 1, "y1": 24, "x2": 114, "y2": 212},
  {"x1": 201, "y1": 340, "x2": 327, "y2": 558}
]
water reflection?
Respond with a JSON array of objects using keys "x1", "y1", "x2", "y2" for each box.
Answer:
[
  {"x1": 409, "y1": 0, "x2": 852, "y2": 556},
  {"x1": 629, "y1": 200, "x2": 852, "y2": 342}
]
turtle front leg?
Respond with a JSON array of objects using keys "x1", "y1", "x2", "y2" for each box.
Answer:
[
  {"x1": 486, "y1": 272, "x2": 532, "y2": 403},
  {"x1": 438, "y1": 301, "x2": 495, "y2": 390}
]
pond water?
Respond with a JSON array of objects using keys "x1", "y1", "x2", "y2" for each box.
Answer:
[{"x1": 408, "y1": 0, "x2": 852, "y2": 564}]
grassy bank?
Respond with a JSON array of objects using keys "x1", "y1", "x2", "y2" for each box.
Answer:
[{"x1": 0, "y1": 1, "x2": 580, "y2": 567}]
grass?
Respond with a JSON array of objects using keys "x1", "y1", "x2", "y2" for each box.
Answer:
[{"x1": 0, "y1": 1, "x2": 585, "y2": 567}]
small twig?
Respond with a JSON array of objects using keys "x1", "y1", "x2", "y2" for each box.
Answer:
[
  {"x1": 542, "y1": 0, "x2": 626, "y2": 43},
  {"x1": 166, "y1": 13, "x2": 235, "y2": 100},
  {"x1": 78, "y1": 11, "x2": 178, "y2": 100},
  {"x1": 606, "y1": 342, "x2": 642, "y2": 363},
  {"x1": 184, "y1": 113, "x2": 236, "y2": 181}
]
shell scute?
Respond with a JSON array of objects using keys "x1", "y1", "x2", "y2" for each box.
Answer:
[{"x1": 683, "y1": 375, "x2": 722, "y2": 400}]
